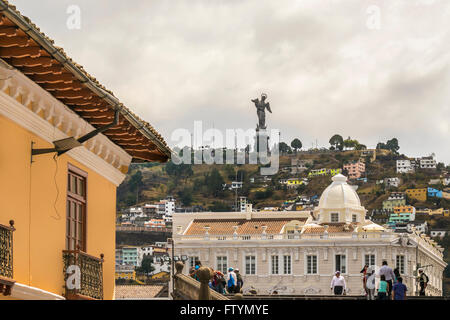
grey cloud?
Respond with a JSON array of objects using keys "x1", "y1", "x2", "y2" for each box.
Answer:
[{"x1": 11, "y1": 0, "x2": 450, "y2": 163}]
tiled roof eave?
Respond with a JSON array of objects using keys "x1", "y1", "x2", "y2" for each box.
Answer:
[{"x1": 0, "y1": 0, "x2": 171, "y2": 162}]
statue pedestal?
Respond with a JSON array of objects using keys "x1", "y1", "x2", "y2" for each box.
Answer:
[{"x1": 254, "y1": 128, "x2": 269, "y2": 154}]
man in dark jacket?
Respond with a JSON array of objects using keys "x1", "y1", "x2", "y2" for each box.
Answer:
[
  {"x1": 418, "y1": 269, "x2": 429, "y2": 296},
  {"x1": 235, "y1": 268, "x2": 244, "y2": 293}
]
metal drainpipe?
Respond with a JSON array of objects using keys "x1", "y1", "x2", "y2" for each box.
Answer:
[{"x1": 0, "y1": 1, "x2": 171, "y2": 158}]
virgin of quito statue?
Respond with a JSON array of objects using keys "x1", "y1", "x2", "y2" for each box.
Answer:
[
  {"x1": 251, "y1": 93, "x2": 272, "y2": 130},
  {"x1": 251, "y1": 93, "x2": 272, "y2": 153}
]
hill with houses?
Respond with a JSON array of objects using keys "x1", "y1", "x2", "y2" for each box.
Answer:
[{"x1": 117, "y1": 145, "x2": 450, "y2": 293}]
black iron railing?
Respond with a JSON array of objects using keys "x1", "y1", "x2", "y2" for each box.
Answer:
[
  {"x1": 63, "y1": 249, "x2": 104, "y2": 300},
  {"x1": 0, "y1": 220, "x2": 15, "y2": 279}
]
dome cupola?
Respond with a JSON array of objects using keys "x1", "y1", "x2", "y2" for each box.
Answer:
[{"x1": 315, "y1": 174, "x2": 366, "y2": 224}]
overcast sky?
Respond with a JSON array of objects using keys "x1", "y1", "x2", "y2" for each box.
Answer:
[{"x1": 12, "y1": 0, "x2": 450, "y2": 164}]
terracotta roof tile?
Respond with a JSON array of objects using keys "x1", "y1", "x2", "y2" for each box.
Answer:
[
  {"x1": 185, "y1": 218, "x2": 307, "y2": 235},
  {"x1": 0, "y1": 0, "x2": 171, "y2": 161},
  {"x1": 114, "y1": 285, "x2": 165, "y2": 299},
  {"x1": 303, "y1": 223, "x2": 358, "y2": 234}
]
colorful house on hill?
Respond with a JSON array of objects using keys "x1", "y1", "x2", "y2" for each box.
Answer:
[
  {"x1": 115, "y1": 265, "x2": 136, "y2": 281},
  {"x1": 382, "y1": 193, "x2": 406, "y2": 212},
  {"x1": 328, "y1": 168, "x2": 342, "y2": 176},
  {"x1": 308, "y1": 168, "x2": 342, "y2": 177},
  {"x1": 343, "y1": 160, "x2": 365, "y2": 179},
  {"x1": 286, "y1": 178, "x2": 308, "y2": 189},
  {"x1": 308, "y1": 168, "x2": 327, "y2": 177},
  {"x1": 405, "y1": 188, "x2": 427, "y2": 202},
  {"x1": 428, "y1": 208, "x2": 449, "y2": 216},
  {"x1": 427, "y1": 187, "x2": 442, "y2": 198},
  {"x1": 0, "y1": 1, "x2": 170, "y2": 300},
  {"x1": 388, "y1": 206, "x2": 416, "y2": 225}
]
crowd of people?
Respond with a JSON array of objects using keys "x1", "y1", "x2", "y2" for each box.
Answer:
[
  {"x1": 189, "y1": 259, "x2": 429, "y2": 299},
  {"x1": 331, "y1": 260, "x2": 429, "y2": 300},
  {"x1": 188, "y1": 261, "x2": 244, "y2": 295}
]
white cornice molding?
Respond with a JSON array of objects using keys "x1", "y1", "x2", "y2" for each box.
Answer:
[
  {"x1": 0, "y1": 65, "x2": 132, "y2": 186},
  {"x1": 10, "y1": 282, "x2": 66, "y2": 300}
]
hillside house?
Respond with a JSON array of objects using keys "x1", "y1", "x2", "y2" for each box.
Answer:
[{"x1": 343, "y1": 160, "x2": 365, "y2": 180}]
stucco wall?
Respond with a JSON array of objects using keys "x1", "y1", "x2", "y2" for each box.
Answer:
[{"x1": 0, "y1": 114, "x2": 116, "y2": 299}]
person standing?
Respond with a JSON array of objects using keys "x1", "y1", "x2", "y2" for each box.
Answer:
[
  {"x1": 392, "y1": 277, "x2": 407, "y2": 300},
  {"x1": 235, "y1": 268, "x2": 244, "y2": 293},
  {"x1": 393, "y1": 267, "x2": 400, "y2": 284},
  {"x1": 360, "y1": 264, "x2": 369, "y2": 296},
  {"x1": 226, "y1": 267, "x2": 237, "y2": 293},
  {"x1": 379, "y1": 261, "x2": 395, "y2": 299},
  {"x1": 330, "y1": 271, "x2": 346, "y2": 295},
  {"x1": 418, "y1": 269, "x2": 429, "y2": 296},
  {"x1": 377, "y1": 275, "x2": 388, "y2": 300},
  {"x1": 365, "y1": 267, "x2": 376, "y2": 300}
]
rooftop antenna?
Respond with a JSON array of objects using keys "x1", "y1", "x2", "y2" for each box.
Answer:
[{"x1": 31, "y1": 109, "x2": 120, "y2": 162}]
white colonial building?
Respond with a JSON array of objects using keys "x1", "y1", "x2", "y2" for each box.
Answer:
[
  {"x1": 397, "y1": 160, "x2": 415, "y2": 174},
  {"x1": 173, "y1": 174, "x2": 446, "y2": 296}
]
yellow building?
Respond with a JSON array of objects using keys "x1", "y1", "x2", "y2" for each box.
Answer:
[
  {"x1": 152, "y1": 271, "x2": 170, "y2": 281},
  {"x1": 406, "y1": 188, "x2": 427, "y2": 202},
  {"x1": 429, "y1": 208, "x2": 450, "y2": 216},
  {"x1": 308, "y1": 168, "x2": 342, "y2": 177},
  {"x1": 115, "y1": 267, "x2": 136, "y2": 281},
  {"x1": 328, "y1": 168, "x2": 342, "y2": 176},
  {"x1": 286, "y1": 178, "x2": 302, "y2": 185},
  {"x1": 0, "y1": 3, "x2": 170, "y2": 300},
  {"x1": 308, "y1": 168, "x2": 327, "y2": 177}
]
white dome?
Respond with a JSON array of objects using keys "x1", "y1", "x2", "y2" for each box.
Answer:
[{"x1": 318, "y1": 174, "x2": 361, "y2": 209}]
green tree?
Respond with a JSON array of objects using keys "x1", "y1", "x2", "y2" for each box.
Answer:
[
  {"x1": 377, "y1": 138, "x2": 400, "y2": 154},
  {"x1": 178, "y1": 187, "x2": 193, "y2": 206},
  {"x1": 279, "y1": 142, "x2": 291, "y2": 154},
  {"x1": 224, "y1": 164, "x2": 236, "y2": 180},
  {"x1": 291, "y1": 138, "x2": 302, "y2": 153},
  {"x1": 137, "y1": 255, "x2": 155, "y2": 276},
  {"x1": 329, "y1": 134, "x2": 344, "y2": 151},
  {"x1": 165, "y1": 161, "x2": 193, "y2": 182},
  {"x1": 206, "y1": 168, "x2": 225, "y2": 197},
  {"x1": 343, "y1": 136, "x2": 360, "y2": 150},
  {"x1": 386, "y1": 138, "x2": 400, "y2": 154},
  {"x1": 129, "y1": 170, "x2": 143, "y2": 192}
]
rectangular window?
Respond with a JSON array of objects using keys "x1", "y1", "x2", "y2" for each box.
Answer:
[
  {"x1": 365, "y1": 254, "x2": 376, "y2": 267},
  {"x1": 245, "y1": 255, "x2": 256, "y2": 275},
  {"x1": 217, "y1": 256, "x2": 228, "y2": 274},
  {"x1": 189, "y1": 256, "x2": 199, "y2": 268},
  {"x1": 396, "y1": 255, "x2": 405, "y2": 274},
  {"x1": 307, "y1": 255, "x2": 317, "y2": 274},
  {"x1": 335, "y1": 254, "x2": 346, "y2": 273},
  {"x1": 283, "y1": 255, "x2": 291, "y2": 274},
  {"x1": 67, "y1": 165, "x2": 87, "y2": 251},
  {"x1": 352, "y1": 214, "x2": 357, "y2": 223},
  {"x1": 331, "y1": 213, "x2": 339, "y2": 222},
  {"x1": 271, "y1": 255, "x2": 279, "y2": 274}
]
